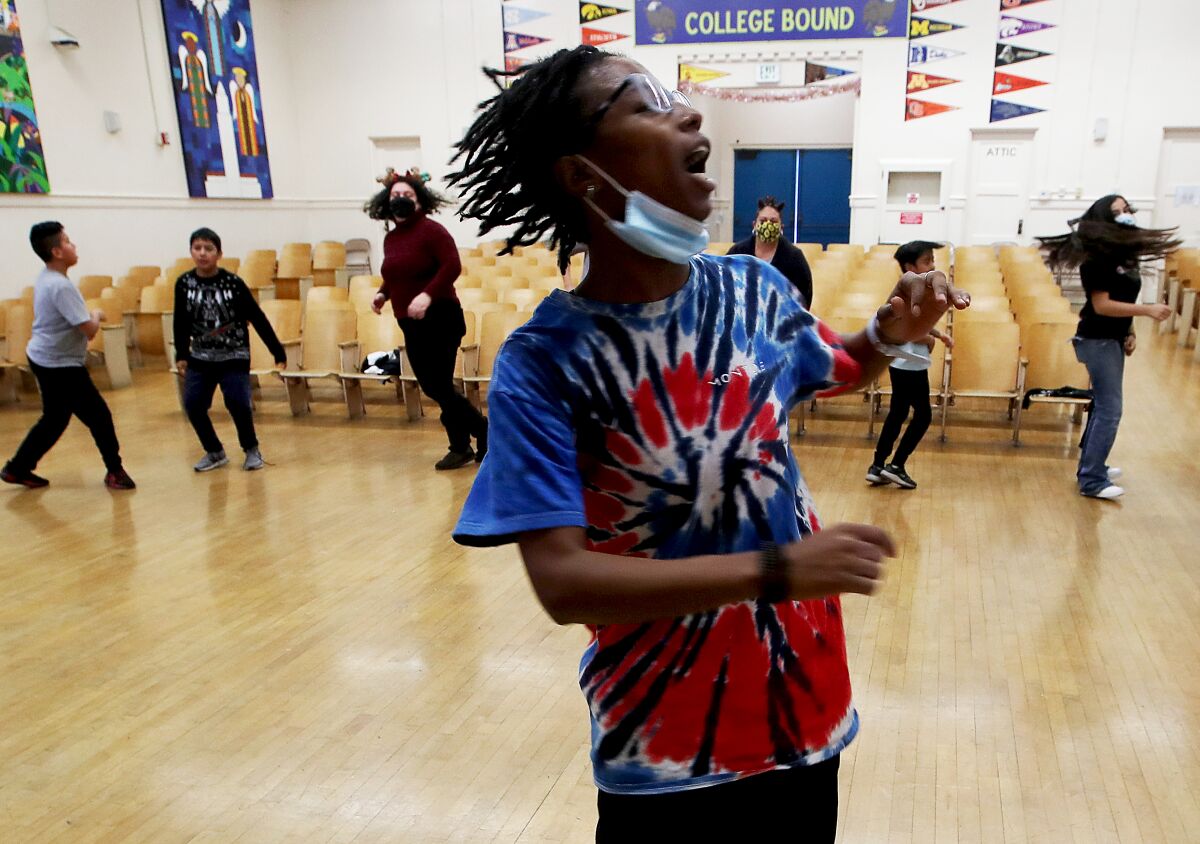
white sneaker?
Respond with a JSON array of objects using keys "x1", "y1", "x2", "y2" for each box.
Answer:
[
  {"x1": 1083, "y1": 485, "x2": 1124, "y2": 500},
  {"x1": 1107, "y1": 467, "x2": 1123, "y2": 481}
]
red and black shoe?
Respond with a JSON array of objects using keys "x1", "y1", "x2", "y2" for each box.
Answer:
[
  {"x1": 1, "y1": 466, "x2": 50, "y2": 488},
  {"x1": 104, "y1": 469, "x2": 137, "y2": 490}
]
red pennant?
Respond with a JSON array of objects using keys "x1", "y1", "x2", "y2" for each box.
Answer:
[
  {"x1": 906, "y1": 70, "x2": 959, "y2": 93},
  {"x1": 992, "y1": 71, "x2": 1047, "y2": 95},
  {"x1": 505, "y1": 56, "x2": 529, "y2": 73},
  {"x1": 581, "y1": 27, "x2": 625, "y2": 47},
  {"x1": 905, "y1": 98, "x2": 958, "y2": 121}
]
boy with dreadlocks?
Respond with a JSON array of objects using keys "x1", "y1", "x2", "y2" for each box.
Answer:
[{"x1": 449, "y1": 46, "x2": 969, "y2": 840}]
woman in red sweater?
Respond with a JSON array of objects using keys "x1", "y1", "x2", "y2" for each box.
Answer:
[{"x1": 365, "y1": 169, "x2": 488, "y2": 470}]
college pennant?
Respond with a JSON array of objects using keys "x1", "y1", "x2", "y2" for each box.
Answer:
[
  {"x1": 905, "y1": 98, "x2": 958, "y2": 120},
  {"x1": 910, "y1": 0, "x2": 964, "y2": 10},
  {"x1": 998, "y1": 16, "x2": 1055, "y2": 39},
  {"x1": 992, "y1": 71, "x2": 1047, "y2": 95},
  {"x1": 907, "y1": 70, "x2": 959, "y2": 93},
  {"x1": 1000, "y1": 0, "x2": 1050, "y2": 8},
  {"x1": 678, "y1": 64, "x2": 729, "y2": 84},
  {"x1": 806, "y1": 63, "x2": 853, "y2": 82},
  {"x1": 909, "y1": 17, "x2": 963, "y2": 39},
  {"x1": 582, "y1": 27, "x2": 625, "y2": 47},
  {"x1": 504, "y1": 31, "x2": 550, "y2": 53},
  {"x1": 502, "y1": 6, "x2": 550, "y2": 27},
  {"x1": 990, "y1": 99, "x2": 1045, "y2": 122},
  {"x1": 579, "y1": 2, "x2": 625, "y2": 23},
  {"x1": 908, "y1": 44, "x2": 965, "y2": 65},
  {"x1": 995, "y1": 43, "x2": 1050, "y2": 66}
]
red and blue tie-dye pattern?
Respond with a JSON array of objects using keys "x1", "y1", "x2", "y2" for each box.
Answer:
[{"x1": 455, "y1": 254, "x2": 863, "y2": 793}]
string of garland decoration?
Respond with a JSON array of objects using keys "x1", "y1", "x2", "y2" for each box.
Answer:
[{"x1": 678, "y1": 76, "x2": 861, "y2": 103}]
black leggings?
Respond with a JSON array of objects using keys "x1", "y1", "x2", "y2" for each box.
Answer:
[
  {"x1": 874, "y1": 366, "x2": 931, "y2": 468},
  {"x1": 399, "y1": 299, "x2": 486, "y2": 452},
  {"x1": 7, "y1": 360, "x2": 123, "y2": 474},
  {"x1": 597, "y1": 755, "x2": 840, "y2": 842}
]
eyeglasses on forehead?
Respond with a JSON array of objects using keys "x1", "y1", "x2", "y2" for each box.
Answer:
[{"x1": 588, "y1": 73, "x2": 692, "y2": 127}]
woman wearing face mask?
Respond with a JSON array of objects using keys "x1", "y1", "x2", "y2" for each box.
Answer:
[
  {"x1": 447, "y1": 47, "x2": 969, "y2": 839},
  {"x1": 364, "y1": 168, "x2": 488, "y2": 470},
  {"x1": 726, "y1": 196, "x2": 813, "y2": 308},
  {"x1": 1039, "y1": 193, "x2": 1177, "y2": 500}
]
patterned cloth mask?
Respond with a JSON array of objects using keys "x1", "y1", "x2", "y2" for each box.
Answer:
[{"x1": 754, "y1": 219, "x2": 782, "y2": 243}]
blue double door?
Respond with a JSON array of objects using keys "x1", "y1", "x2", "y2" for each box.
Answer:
[{"x1": 732, "y1": 148, "x2": 852, "y2": 246}]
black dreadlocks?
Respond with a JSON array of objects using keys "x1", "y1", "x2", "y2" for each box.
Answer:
[
  {"x1": 448, "y1": 46, "x2": 612, "y2": 272},
  {"x1": 1038, "y1": 193, "x2": 1180, "y2": 271}
]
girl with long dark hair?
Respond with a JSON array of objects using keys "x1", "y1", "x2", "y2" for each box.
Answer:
[
  {"x1": 364, "y1": 168, "x2": 487, "y2": 470},
  {"x1": 1039, "y1": 194, "x2": 1177, "y2": 499}
]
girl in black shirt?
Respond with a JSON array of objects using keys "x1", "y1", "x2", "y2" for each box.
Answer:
[{"x1": 1039, "y1": 195, "x2": 1176, "y2": 499}]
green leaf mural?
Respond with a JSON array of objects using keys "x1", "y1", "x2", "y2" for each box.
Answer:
[{"x1": 0, "y1": 0, "x2": 51, "y2": 194}]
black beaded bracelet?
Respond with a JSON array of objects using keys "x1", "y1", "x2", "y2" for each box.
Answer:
[{"x1": 759, "y1": 541, "x2": 787, "y2": 603}]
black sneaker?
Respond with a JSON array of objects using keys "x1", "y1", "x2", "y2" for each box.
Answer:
[
  {"x1": 475, "y1": 421, "x2": 488, "y2": 463},
  {"x1": 866, "y1": 464, "x2": 889, "y2": 485},
  {"x1": 435, "y1": 448, "x2": 475, "y2": 471},
  {"x1": 881, "y1": 464, "x2": 917, "y2": 489},
  {"x1": 104, "y1": 469, "x2": 137, "y2": 490},
  {"x1": 2, "y1": 466, "x2": 49, "y2": 488}
]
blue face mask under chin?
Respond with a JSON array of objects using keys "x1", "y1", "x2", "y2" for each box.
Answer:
[
  {"x1": 1114, "y1": 212, "x2": 1137, "y2": 227},
  {"x1": 576, "y1": 155, "x2": 710, "y2": 265}
]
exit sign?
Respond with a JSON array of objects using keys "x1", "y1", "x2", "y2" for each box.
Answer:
[{"x1": 756, "y1": 63, "x2": 781, "y2": 85}]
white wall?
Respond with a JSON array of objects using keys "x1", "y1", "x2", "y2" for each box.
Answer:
[{"x1": 5, "y1": 0, "x2": 1199, "y2": 298}]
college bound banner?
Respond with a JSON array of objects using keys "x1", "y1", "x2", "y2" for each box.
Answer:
[{"x1": 635, "y1": 0, "x2": 906, "y2": 44}]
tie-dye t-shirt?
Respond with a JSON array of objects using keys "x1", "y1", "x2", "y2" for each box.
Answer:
[{"x1": 454, "y1": 254, "x2": 863, "y2": 794}]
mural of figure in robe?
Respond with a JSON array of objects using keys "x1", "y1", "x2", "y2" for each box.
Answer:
[
  {"x1": 231, "y1": 67, "x2": 259, "y2": 157},
  {"x1": 191, "y1": 0, "x2": 228, "y2": 78},
  {"x1": 161, "y1": 0, "x2": 272, "y2": 199},
  {"x1": 178, "y1": 32, "x2": 213, "y2": 128}
]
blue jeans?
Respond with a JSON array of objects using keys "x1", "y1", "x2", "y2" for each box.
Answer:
[
  {"x1": 1073, "y1": 337, "x2": 1124, "y2": 495},
  {"x1": 183, "y1": 363, "x2": 257, "y2": 453}
]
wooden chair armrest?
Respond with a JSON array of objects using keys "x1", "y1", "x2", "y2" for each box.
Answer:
[
  {"x1": 461, "y1": 345, "x2": 481, "y2": 377},
  {"x1": 339, "y1": 341, "x2": 362, "y2": 374}
]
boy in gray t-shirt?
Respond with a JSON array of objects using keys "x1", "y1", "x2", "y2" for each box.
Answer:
[{"x1": 2, "y1": 222, "x2": 135, "y2": 490}]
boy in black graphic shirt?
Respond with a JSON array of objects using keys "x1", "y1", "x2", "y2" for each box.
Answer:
[{"x1": 174, "y1": 228, "x2": 287, "y2": 472}]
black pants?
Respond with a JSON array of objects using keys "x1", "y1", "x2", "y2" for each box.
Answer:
[
  {"x1": 7, "y1": 360, "x2": 124, "y2": 475},
  {"x1": 874, "y1": 367, "x2": 931, "y2": 468},
  {"x1": 183, "y1": 361, "x2": 257, "y2": 453},
  {"x1": 597, "y1": 755, "x2": 840, "y2": 842},
  {"x1": 398, "y1": 299, "x2": 486, "y2": 453}
]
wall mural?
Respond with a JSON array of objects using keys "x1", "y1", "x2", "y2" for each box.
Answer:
[
  {"x1": 161, "y1": 0, "x2": 272, "y2": 198},
  {"x1": 0, "y1": 0, "x2": 50, "y2": 193}
]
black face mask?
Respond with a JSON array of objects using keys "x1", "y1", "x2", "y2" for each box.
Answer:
[{"x1": 390, "y1": 196, "x2": 416, "y2": 219}]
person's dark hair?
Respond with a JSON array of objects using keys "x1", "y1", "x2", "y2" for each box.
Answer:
[
  {"x1": 449, "y1": 45, "x2": 611, "y2": 271},
  {"x1": 894, "y1": 240, "x2": 941, "y2": 271},
  {"x1": 1038, "y1": 193, "x2": 1180, "y2": 270},
  {"x1": 364, "y1": 171, "x2": 451, "y2": 229},
  {"x1": 30, "y1": 221, "x2": 65, "y2": 262},
  {"x1": 757, "y1": 195, "x2": 785, "y2": 214},
  {"x1": 190, "y1": 227, "x2": 222, "y2": 253}
]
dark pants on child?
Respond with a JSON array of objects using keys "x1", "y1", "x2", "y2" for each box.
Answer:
[
  {"x1": 183, "y1": 361, "x2": 257, "y2": 453},
  {"x1": 596, "y1": 755, "x2": 840, "y2": 842},
  {"x1": 7, "y1": 360, "x2": 124, "y2": 474},
  {"x1": 874, "y1": 366, "x2": 931, "y2": 468},
  {"x1": 398, "y1": 299, "x2": 486, "y2": 453}
]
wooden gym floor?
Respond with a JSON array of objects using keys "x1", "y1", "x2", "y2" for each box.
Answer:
[{"x1": 2, "y1": 320, "x2": 1198, "y2": 843}]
